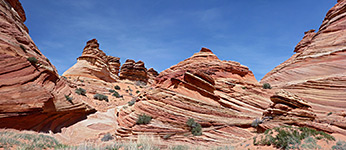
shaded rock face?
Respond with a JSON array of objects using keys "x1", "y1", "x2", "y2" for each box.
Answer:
[
  {"x1": 0, "y1": 0, "x2": 94, "y2": 132},
  {"x1": 119, "y1": 59, "x2": 148, "y2": 82},
  {"x1": 63, "y1": 39, "x2": 121, "y2": 82},
  {"x1": 261, "y1": 1, "x2": 346, "y2": 114}
]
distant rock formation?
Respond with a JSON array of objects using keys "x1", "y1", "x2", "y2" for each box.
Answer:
[
  {"x1": 0, "y1": 0, "x2": 94, "y2": 132},
  {"x1": 261, "y1": 0, "x2": 346, "y2": 114},
  {"x1": 63, "y1": 39, "x2": 120, "y2": 82},
  {"x1": 119, "y1": 59, "x2": 148, "y2": 82}
]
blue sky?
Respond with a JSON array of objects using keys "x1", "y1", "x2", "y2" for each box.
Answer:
[{"x1": 21, "y1": 0, "x2": 336, "y2": 80}]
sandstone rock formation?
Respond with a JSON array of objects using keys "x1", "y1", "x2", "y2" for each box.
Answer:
[
  {"x1": 63, "y1": 39, "x2": 120, "y2": 82},
  {"x1": 263, "y1": 90, "x2": 316, "y2": 123},
  {"x1": 98, "y1": 48, "x2": 274, "y2": 146},
  {"x1": 261, "y1": 0, "x2": 346, "y2": 114},
  {"x1": 119, "y1": 59, "x2": 149, "y2": 82},
  {"x1": 0, "y1": 0, "x2": 94, "y2": 132}
]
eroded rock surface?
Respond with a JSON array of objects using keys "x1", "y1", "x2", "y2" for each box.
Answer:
[
  {"x1": 119, "y1": 59, "x2": 149, "y2": 82},
  {"x1": 0, "y1": 0, "x2": 94, "y2": 132},
  {"x1": 261, "y1": 0, "x2": 346, "y2": 114}
]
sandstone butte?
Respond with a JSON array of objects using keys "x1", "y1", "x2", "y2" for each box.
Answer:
[
  {"x1": 0, "y1": 0, "x2": 345, "y2": 149},
  {"x1": 0, "y1": 0, "x2": 95, "y2": 132}
]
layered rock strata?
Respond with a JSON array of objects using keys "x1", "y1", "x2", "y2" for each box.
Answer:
[
  {"x1": 119, "y1": 59, "x2": 149, "y2": 82},
  {"x1": 63, "y1": 39, "x2": 121, "y2": 82},
  {"x1": 263, "y1": 90, "x2": 316, "y2": 122},
  {"x1": 261, "y1": 0, "x2": 346, "y2": 114},
  {"x1": 105, "y1": 48, "x2": 273, "y2": 145},
  {"x1": 0, "y1": 0, "x2": 94, "y2": 132}
]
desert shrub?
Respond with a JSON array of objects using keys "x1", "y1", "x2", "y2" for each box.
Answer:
[
  {"x1": 101, "y1": 133, "x2": 113, "y2": 142},
  {"x1": 242, "y1": 86, "x2": 247, "y2": 89},
  {"x1": 128, "y1": 100, "x2": 136, "y2": 106},
  {"x1": 332, "y1": 141, "x2": 346, "y2": 150},
  {"x1": 136, "y1": 90, "x2": 140, "y2": 94},
  {"x1": 186, "y1": 118, "x2": 202, "y2": 136},
  {"x1": 136, "y1": 114, "x2": 152, "y2": 125},
  {"x1": 0, "y1": 131, "x2": 66, "y2": 149},
  {"x1": 114, "y1": 85, "x2": 121, "y2": 90},
  {"x1": 109, "y1": 89, "x2": 116, "y2": 93},
  {"x1": 327, "y1": 112, "x2": 333, "y2": 116},
  {"x1": 20, "y1": 44, "x2": 27, "y2": 52},
  {"x1": 263, "y1": 83, "x2": 272, "y2": 89},
  {"x1": 251, "y1": 118, "x2": 263, "y2": 128},
  {"x1": 112, "y1": 91, "x2": 121, "y2": 98},
  {"x1": 61, "y1": 76, "x2": 67, "y2": 79},
  {"x1": 94, "y1": 94, "x2": 109, "y2": 102},
  {"x1": 254, "y1": 126, "x2": 335, "y2": 150},
  {"x1": 75, "y1": 88, "x2": 86, "y2": 96},
  {"x1": 27, "y1": 57, "x2": 38, "y2": 64},
  {"x1": 64, "y1": 95, "x2": 72, "y2": 102},
  {"x1": 135, "y1": 81, "x2": 147, "y2": 87}
]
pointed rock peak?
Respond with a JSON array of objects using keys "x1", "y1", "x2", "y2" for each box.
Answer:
[
  {"x1": 191, "y1": 47, "x2": 218, "y2": 60},
  {"x1": 85, "y1": 39, "x2": 100, "y2": 49},
  {"x1": 200, "y1": 47, "x2": 213, "y2": 53}
]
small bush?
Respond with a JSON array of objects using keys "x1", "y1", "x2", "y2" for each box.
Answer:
[
  {"x1": 75, "y1": 88, "x2": 86, "y2": 96},
  {"x1": 20, "y1": 44, "x2": 27, "y2": 52},
  {"x1": 136, "y1": 114, "x2": 152, "y2": 125},
  {"x1": 61, "y1": 76, "x2": 67, "y2": 79},
  {"x1": 109, "y1": 89, "x2": 116, "y2": 93},
  {"x1": 242, "y1": 86, "x2": 246, "y2": 89},
  {"x1": 94, "y1": 94, "x2": 108, "y2": 102},
  {"x1": 114, "y1": 85, "x2": 121, "y2": 90},
  {"x1": 101, "y1": 133, "x2": 113, "y2": 142},
  {"x1": 263, "y1": 83, "x2": 272, "y2": 89},
  {"x1": 128, "y1": 100, "x2": 136, "y2": 106},
  {"x1": 327, "y1": 112, "x2": 333, "y2": 116},
  {"x1": 136, "y1": 90, "x2": 140, "y2": 94},
  {"x1": 332, "y1": 141, "x2": 346, "y2": 150},
  {"x1": 64, "y1": 95, "x2": 72, "y2": 102},
  {"x1": 186, "y1": 118, "x2": 202, "y2": 136},
  {"x1": 27, "y1": 57, "x2": 38, "y2": 64},
  {"x1": 112, "y1": 91, "x2": 121, "y2": 98},
  {"x1": 251, "y1": 118, "x2": 263, "y2": 128},
  {"x1": 254, "y1": 126, "x2": 335, "y2": 150}
]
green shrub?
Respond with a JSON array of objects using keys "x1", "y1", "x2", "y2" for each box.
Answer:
[
  {"x1": 101, "y1": 133, "x2": 113, "y2": 142},
  {"x1": 251, "y1": 118, "x2": 263, "y2": 128},
  {"x1": 254, "y1": 126, "x2": 335, "y2": 150},
  {"x1": 327, "y1": 112, "x2": 333, "y2": 116},
  {"x1": 112, "y1": 91, "x2": 121, "y2": 98},
  {"x1": 263, "y1": 83, "x2": 272, "y2": 89},
  {"x1": 27, "y1": 57, "x2": 38, "y2": 64},
  {"x1": 242, "y1": 86, "x2": 246, "y2": 89},
  {"x1": 0, "y1": 131, "x2": 66, "y2": 149},
  {"x1": 64, "y1": 95, "x2": 72, "y2": 102},
  {"x1": 136, "y1": 114, "x2": 152, "y2": 125},
  {"x1": 114, "y1": 85, "x2": 121, "y2": 90},
  {"x1": 332, "y1": 141, "x2": 346, "y2": 150},
  {"x1": 75, "y1": 88, "x2": 86, "y2": 96},
  {"x1": 128, "y1": 100, "x2": 136, "y2": 106},
  {"x1": 109, "y1": 89, "x2": 116, "y2": 93},
  {"x1": 94, "y1": 94, "x2": 108, "y2": 102},
  {"x1": 136, "y1": 90, "x2": 140, "y2": 94},
  {"x1": 20, "y1": 44, "x2": 27, "y2": 52},
  {"x1": 186, "y1": 118, "x2": 202, "y2": 136}
]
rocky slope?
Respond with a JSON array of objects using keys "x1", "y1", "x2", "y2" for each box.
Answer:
[
  {"x1": 0, "y1": 0, "x2": 94, "y2": 132},
  {"x1": 56, "y1": 48, "x2": 274, "y2": 146},
  {"x1": 261, "y1": 0, "x2": 346, "y2": 119}
]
